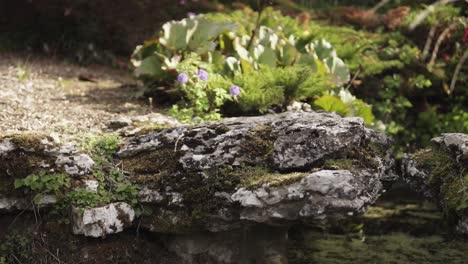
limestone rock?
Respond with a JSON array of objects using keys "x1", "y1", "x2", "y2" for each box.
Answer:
[
  {"x1": 230, "y1": 170, "x2": 381, "y2": 223},
  {"x1": 55, "y1": 153, "x2": 95, "y2": 177},
  {"x1": 72, "y1": 202, "x2": 135, "y2": 237},
  {"x1": 107, "y1": 113, "x2": 182, "y2": 135},
  {"x1": 0, "y1": 133, "x2": 94, "y2": 180},
  {"x1": 0, "y1": 194, "x2": 56, "y2": 210},
  {"x1": 118, "y1": 112, "x2": 395, "y2": 233},
  {"x1": 431, "y1": 133, "x2": 468, "y2": 164},
  {"x1": 107, "y1": 116, "x2": 133, "y2": 129},
  {"x1": 0, "y1": 133, "x2": 93, "y2": 211}
]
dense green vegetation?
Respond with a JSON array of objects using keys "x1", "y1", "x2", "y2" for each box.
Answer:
[{"x1": 133, "y1": 1, "x2": 466, "y2": 152}]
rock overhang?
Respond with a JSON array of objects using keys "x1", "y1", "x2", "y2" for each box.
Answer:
[
  {"x1": 0, "y1": 112, "x2": 397, "y2": 237},
  {"x1": 117, "y1": 112, "x2": 395, "y2": 233}
]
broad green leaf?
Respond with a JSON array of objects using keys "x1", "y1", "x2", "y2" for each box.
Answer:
[
  {"x1": 225, "y1": 56, "x2": 241, "y2": 73},
  {"x1": 279, "y1": 43, "x2": 298, "y2": 66},
  {"x1": 257, "y1": 46, "x2": 277, "y2": 68},
  {"x1": 240, "y1": 59, "x2": 254, "y2": 73},
  {"x1": 257, "y1": 26, "x2": 279, "y2": 49},
  {"x1": 307, "y1": 39, "x2": 350, "y2": 87},
  {"x1": 350, "y1": 99, "x2": 374, "y2": 125},
  {"x1": 134, "y1": 55, "x2": 164, "y2": 77},
  {"x1": 234, "y1": 39, "x2": 251, "y2": 61},
  {"x1": 188, "y1": 18, "x2": 237, "y2": 52},
  {"x1": 297, "y1": 53, "x2": 316, "y2": 66},
  {"x1": 160, "y1": 17, "x2": 197, "y2": 50},
  {"x1": 14, "y1": 179, "x2": 23, "y2": 189},
  {"x1": 324, "y1": 56, "x2": 350, "y2": 86},
  {"x1": 314, "y1": 95, "x2": 348, "y2": 116},
  {"x1": 308, "y1": 39, "x2": 335, "y2": 60}
]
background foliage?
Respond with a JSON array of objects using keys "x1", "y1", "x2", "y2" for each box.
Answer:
[{"x1": 131, "y1": 1, "x2": 466, "y2": 153}]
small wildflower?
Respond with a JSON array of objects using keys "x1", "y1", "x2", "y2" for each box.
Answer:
[
  {"x1": 193, "y1": 116, "x2": 200, "y2": 123},
  {"x1": 196, "y1": 69, "x2": 209, "y2": 81},
  {"x1": 443, "y1": 53, "x2": 451, "y2": 62},
  {"x1": 177, "y1": 73, "x2": 189, "y2": 84},
  {"x1": 230, "y1": 85, "x2": 241, "y2": 96}
]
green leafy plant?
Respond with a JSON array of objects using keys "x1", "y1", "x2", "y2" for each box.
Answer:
[
  {"x1": 14, "y1": 172, "x2": 70, "y2": 204},
  {"x1": 78, "y1": 134, "x2": 121, "y2": 162},
  {"x1": 0, "y1": 232, "x2": 32, "y2": 264},
  {"x1": 132, "y1": 8, "x2": 358, "y2": 122},
  {"x1": 169, "y1": 54, "x2": 234, "y2": 123},
  {"x1": 71, "y1": 134, "x2": 140, "y2": 210},
  {"x1": 14, "y1": 172, "x2": 70, "y2": 193},
  {"x1": 314, "y1": 89, "x2": 374, "y2": 125}
]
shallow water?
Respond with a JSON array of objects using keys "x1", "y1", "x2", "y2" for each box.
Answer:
[{"x1": 288, "y1": 181, "x2": 468, "y2": 264}]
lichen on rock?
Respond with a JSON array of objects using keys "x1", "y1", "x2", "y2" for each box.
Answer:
[{"x1": 118, "y1": 112, "x2": 395, "y2": 233}]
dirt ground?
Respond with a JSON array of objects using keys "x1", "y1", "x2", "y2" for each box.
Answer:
[{"x1": 0, "y1": 52, "x2": 155, "y2": 136}]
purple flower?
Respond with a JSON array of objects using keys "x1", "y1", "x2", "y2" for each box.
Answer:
[
  {"x1": 177, "y1": 73, "x2": 189, "y2": 84},
  {"x1": 196, "y1": 69, "x2": 209, "y2": 81},
  {"x1": 230, "y1": 85, "x2": 241, "y2": 96}
]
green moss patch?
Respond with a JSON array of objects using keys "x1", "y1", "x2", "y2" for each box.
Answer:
[
  {"x1": 76, "y1": 134, "x2": 121, "y2": 162},
  {"x1": 323, "y1": 159, "x2": 356, "y2": 171},
  {"x1": 132, "y1": 122, "x2": 173, "y2": 136},
  {"x1": 123, "y1": 148, "x2": 183, "y2": 185},
  {"x1": 288, "y1": 231, "x2": 468, "y2": 264},
  {"x1": 240, "y1": 125, "x2": 277, "y2": 162},
  {"x1": 411, "y1": 149, "x2": 468, "y2": 214},
  {"x1": 0, "y1": 132, "x2": 55, "y2": 151},
  {"x1": 220, "y1": 166, "x2": 307, "y2": 189},
  {"x1": 320, "y1": 144, "x2": 381, "y2": 174}
]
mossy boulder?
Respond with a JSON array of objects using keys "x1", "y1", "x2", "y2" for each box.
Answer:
[
  {"x1": 0, "y1": 133, "x2": 94, "y2": 210},
  {"x1": 117, "y1": 112, "x2": 396, "y2": 233},
  {"x1": 402, "y1": 133, "x2": 468, "y2": 235}
]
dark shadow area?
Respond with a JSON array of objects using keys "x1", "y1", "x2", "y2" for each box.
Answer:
[{"x1": 0, "y1": 0, "x2": 214, "y2": 57}]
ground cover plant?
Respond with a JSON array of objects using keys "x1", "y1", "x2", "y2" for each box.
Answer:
[
  {"x1": 131, "y1": 7, "x2": 375, "y2": 124},
  {"x1": 132, "y1": 0, "x2": 467, "y2": 153}
]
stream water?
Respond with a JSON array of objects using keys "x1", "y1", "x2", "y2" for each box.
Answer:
[{"x1": 287, "y1": 181, "x2": 468, "y2": 263}]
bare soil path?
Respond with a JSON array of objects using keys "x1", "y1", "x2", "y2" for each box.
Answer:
[{"x1": 0, "y1": 52, "x2": 152, "y2": 135}]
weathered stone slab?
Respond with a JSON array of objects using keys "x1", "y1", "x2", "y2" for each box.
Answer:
[{"x1": 118, "y1": 112, "x2": 395, "y2": 233}]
